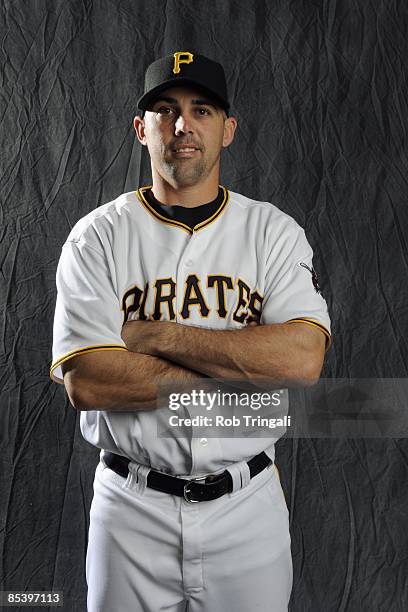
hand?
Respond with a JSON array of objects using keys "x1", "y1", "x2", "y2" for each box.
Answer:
[
  {"x1": 246, "y1": 318, "x2": 260, "y2": 327},
  {"x1": 121, "y1": 319, "x2": 167, "y2": 355}
]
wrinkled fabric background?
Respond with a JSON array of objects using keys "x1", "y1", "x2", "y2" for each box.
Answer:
[{"x1": 1, "y1": 1, "x2": 408, "y2": 610}]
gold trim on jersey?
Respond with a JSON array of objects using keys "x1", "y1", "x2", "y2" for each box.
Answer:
[
  {"x1": 285, "y1": 317, "x2": 332, "y2": 350},
  {"x1": 135, "y1": 186, "x2": 230, "y2": 233},
  {"x1": 50, "y1": 344, "x2": 128, "y2": 383},
  {"x1": 193, "y1": 188, "x2": 229, "y2": 231}
]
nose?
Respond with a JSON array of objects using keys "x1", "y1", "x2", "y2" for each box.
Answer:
[{"x1": 174, "y1": 112, "x2": 193, "y2": 135}]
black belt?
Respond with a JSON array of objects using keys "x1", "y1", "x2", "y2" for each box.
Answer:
[{"x1": 103, "y1": 450, "x2": 272, "y2": 503}]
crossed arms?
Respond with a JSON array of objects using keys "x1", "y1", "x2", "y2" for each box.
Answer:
[{"x1": 62, "y1": 320, "x2": 326, "y2": 412}]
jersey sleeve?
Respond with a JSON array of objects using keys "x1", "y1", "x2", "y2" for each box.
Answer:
[
  {"x1": 261, "y1": 222, "x2": 331, "y2": 348},
  {"x1": 50, "y1": 239, "x2": 128, "y2": 384}
]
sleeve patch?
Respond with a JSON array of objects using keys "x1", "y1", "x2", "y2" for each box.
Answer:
[{"x1": 299, "y1": 262, "x2": 322, "y2": 295}]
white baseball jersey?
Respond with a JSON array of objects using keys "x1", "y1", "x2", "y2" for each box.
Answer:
[{"x1": 51, "y1": 186, "x2": 331, "y2": 475}]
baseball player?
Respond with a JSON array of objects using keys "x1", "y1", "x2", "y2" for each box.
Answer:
[{"x1": 50, "y1": 51, "x2": 331, "y2": 612}]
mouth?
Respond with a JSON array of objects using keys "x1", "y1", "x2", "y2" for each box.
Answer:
[
  {"x1": 171, "y1": 146, "x2": 201, "y2": 158},
  {"x1": 172, "y1": 144, "x2": 200, "y2": 154}
]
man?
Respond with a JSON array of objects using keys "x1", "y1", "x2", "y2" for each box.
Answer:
[{"x1": 51, "y1": 51, "x2": 331, "y2": 612}]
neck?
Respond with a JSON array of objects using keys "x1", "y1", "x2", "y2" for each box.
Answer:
[{"x1": 151, "y1": 169, "x2": 220, "y2": 208}]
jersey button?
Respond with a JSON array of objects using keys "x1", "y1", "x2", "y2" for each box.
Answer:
[
  {"x1": 200, "y1": 438, "x2": 208, "y2": 446},
  {"x1": 185, "y1": 259, "x2": 193, "y2": 266}
]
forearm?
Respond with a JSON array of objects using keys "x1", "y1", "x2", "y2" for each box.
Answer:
[
  {"x1": 124, "y1": 321, "x2": 326, "y2": 385},
  {"x1": 62, "y1": 349, "x2": 205, "y2": 412}
]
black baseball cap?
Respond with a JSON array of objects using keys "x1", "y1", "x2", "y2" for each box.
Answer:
[{"x1": 137, "y1": 51, "x2": 230, "y2": 114}]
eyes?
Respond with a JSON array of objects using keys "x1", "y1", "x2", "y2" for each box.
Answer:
[{"x1": 155, "y1": 106, "x2": 212, "y2": 118}]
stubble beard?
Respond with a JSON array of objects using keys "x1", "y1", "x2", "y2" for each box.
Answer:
[{"x1": 164, "y1": 155, "x2": 208, "y2": 187}]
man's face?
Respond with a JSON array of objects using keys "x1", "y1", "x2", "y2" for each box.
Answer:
[{"x1": 134, "y1": 87, "x2": 236, "y2": 188}]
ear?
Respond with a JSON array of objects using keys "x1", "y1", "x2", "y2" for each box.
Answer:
[
  {"x1": 222, "y1": 116, "x2": 237, "y2": 148},
  {"x1": 134, "y1": 115, "x2": 147, "y2": 145}
]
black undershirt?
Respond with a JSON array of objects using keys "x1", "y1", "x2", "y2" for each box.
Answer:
[{"x1": 144, "y1": 187, "x2": 224, "y2": 230}]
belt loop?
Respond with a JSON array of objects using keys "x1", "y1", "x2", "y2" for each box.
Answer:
[
  {"x1": 100, "y1": 450, "x2": 108, "y2": 471},
  {"x1": 227, "y1": 460, "x2": 251, "y2": 493},
  {"x1": 124, "y1": 462, "x2": 151, "y2": 494}
]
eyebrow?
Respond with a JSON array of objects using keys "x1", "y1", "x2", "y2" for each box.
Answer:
[{"x1": 152, "y1": 96, "x2": 218, "y2": 109}]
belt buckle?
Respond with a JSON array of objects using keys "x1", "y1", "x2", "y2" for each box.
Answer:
[{"x1": 183, "y1": 475, "x2": 208, "y2": 503}]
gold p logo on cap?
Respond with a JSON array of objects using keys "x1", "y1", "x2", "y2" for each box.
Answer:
[{"x1": 173, "y1": 51, "x2": 194, "y2": 74}]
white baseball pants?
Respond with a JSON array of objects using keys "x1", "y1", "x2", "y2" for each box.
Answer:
[{"x1": 86, "y1": 457, "x2": 293, "y2": 611}]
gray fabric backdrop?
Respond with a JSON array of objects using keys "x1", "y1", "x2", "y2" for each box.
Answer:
[{"x1": 1, "y1": 0, "x2": 407, "y2": 610}]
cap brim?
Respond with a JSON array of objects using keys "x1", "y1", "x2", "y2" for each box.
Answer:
[{"x1": 137, "y1": 78, "x2": 230, "y2": 112}]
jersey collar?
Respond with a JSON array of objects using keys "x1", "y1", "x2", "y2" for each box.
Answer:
[{"x1": 136, "y1": 185, "x2": 230, "y2": 234}]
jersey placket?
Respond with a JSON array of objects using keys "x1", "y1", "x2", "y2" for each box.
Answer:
[
  {"x1": 174, "y1": 229, "x2": 198, "y2": 324},
  {"x1": 175, "y1": 231, "x2": 203, "y2": 475}
]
